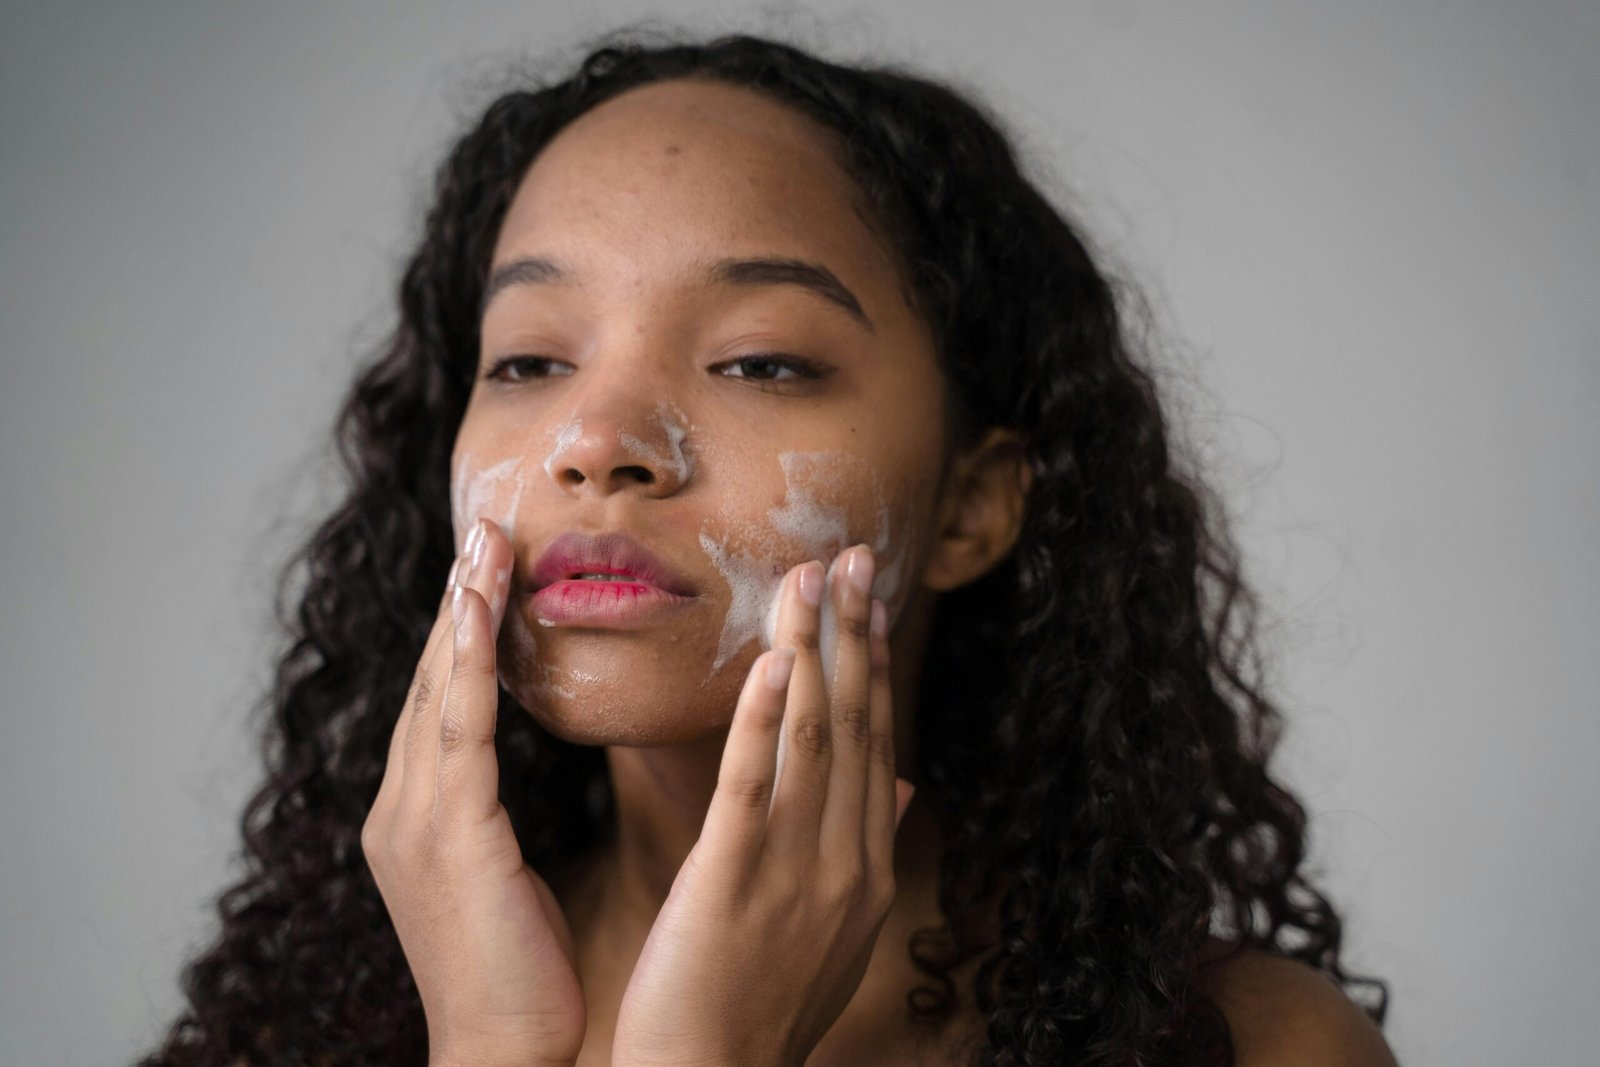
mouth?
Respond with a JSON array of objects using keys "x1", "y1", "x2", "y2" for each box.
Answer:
[{"x1": 521, "y1": 528, "x2": 700, "y2": 628}]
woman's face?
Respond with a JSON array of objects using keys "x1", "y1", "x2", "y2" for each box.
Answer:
[{"x1": 452, "y1": 77, "x2": 950, "y2": 744}]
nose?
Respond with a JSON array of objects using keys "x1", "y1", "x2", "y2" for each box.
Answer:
[{"x1": 544, "y1": 395, "x2": 692, "y2": 499}]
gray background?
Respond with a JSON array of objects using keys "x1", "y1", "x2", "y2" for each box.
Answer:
[{"x1": 3, "y1": 2, "x2": 1596, "y2": 1063}]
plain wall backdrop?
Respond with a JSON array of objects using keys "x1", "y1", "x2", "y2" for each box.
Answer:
[{"x1": 3, "y1": 2, "x2": 1596, "y2": 1063}]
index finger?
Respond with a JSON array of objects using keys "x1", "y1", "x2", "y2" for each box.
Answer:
[{"x1": 373, "y1": 553, "x2": 465, "y2": 814}]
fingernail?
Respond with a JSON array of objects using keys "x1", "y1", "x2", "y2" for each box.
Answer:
[
  {"x1": 845, "y1": 544, "x2": 875, "y2": 598},
  {"x1": 447, "y1": 556, "x2": 462, "y2": 589},
  {"x1": 452, "y1": 585, "x2": 467, "y2": 631},
  {"x1": 765, "y1": 648, "x2": 796, "y2": 689},
  {"x1": 798, "y1": 561, "x2": 823, "y2": 607},
  {"x1": 468, "y1": 519, "x2": 487, "y2": 571}
]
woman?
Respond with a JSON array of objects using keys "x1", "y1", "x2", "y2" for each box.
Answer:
[{"x1": 142, "y1": 30, "x2": 1396, "y2": 1066}]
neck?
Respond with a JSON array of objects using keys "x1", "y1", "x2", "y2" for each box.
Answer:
[{"x1": 602, "y1": 731, "x2": 728, "y2": 920}]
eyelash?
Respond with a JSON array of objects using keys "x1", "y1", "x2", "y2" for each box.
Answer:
[{"x1": 481, "y1": 353, "x2": 829, "y2": 387}]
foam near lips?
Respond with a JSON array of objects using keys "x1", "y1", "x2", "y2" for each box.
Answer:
[{"x1": 455, "y1": 417, "x2": 914, "y2": 751}]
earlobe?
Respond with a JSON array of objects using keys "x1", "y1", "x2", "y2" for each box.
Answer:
[{"x1": 920, "y1": 427, "x2": 1033, "y2": 593}]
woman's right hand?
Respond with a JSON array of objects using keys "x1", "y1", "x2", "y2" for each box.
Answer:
[{"x1": 362, "y1": 517, "x2": 586, "y2": 1067}]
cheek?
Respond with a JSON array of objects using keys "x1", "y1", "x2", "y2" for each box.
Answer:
[
  {"x1": 450, "y1": 419, "x2": 933, "y2": 736},
  {"x1": 451, "y1": 443, "x2": 534, "y2": 554},
  {"x1": 696, "y1": 447, "x2": 923, "y2": 681}
]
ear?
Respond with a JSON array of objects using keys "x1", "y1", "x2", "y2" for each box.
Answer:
[{"x1": 920, "y1": 427, "x2": 1033, "y2": 593}]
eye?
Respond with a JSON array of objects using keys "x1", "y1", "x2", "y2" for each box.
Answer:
[
  {"x1": 482, "y1": 356, "x2": 574, "y2": 383},
  {"x1": 713, "y1": 353, "x2": 829, "y2": 385}
]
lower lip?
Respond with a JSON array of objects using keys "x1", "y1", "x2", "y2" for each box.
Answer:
[{"x1": 529, "y1": 579, "x2": 697, "y2": 627}]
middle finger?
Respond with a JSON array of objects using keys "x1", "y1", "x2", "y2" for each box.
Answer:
[
  {"x1": 765, "y1": 555, "x2": 829, "y2": 859},
  {"x1": 818, "y1": 544, "x2": 876, "y2": 852}
]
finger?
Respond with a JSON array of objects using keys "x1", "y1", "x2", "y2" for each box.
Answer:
[
  {"x1": 400, "y1": 517, "x2": 494, "y2": 815},
  {"x1": 434, "y1": 582, "x2": 503, "y2": 825},
  {"x1": 471, "y1": 518, "x2": 515, "y2": 632},
  {"x1": 374, "y1": 550, "x2": 466, "y2": 813},
  {"x1": 819, "y1": 544, "x2": 876, "y2": 854},
  {"x1": 765, "y1": 558, "x2": 830, "y2": 858},
  {"x1": 862, "y1": 598, "x2": 901, "y2": 876},
  {"x1": 698, "y1": 648, "x2": 797, "y2": 872}
]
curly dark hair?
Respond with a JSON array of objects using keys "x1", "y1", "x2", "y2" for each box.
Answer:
[{"x1": 139, "y1": 26, "x2": 1390, "y2": 1066}]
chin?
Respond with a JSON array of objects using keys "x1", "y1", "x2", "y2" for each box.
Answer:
[{"x1": 502, "y1": 674, "x2": 746, "y2": 748}]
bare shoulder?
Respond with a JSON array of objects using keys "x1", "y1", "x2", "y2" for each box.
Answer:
[{"x1": 1197, "y1": 948, "x2": 1397, "y2": 1066}]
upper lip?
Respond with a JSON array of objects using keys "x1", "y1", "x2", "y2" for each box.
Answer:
[{"x1": 528, "y1": 530, "x2": 698, "y2": 596}]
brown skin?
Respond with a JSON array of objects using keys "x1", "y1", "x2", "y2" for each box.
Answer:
[
  {"x1": 360, "y1": 77, "x2": 1394, "y2": 1066},
  {"x1": 441, "y1": 77, "x2": 1027, "y2": 1065}
]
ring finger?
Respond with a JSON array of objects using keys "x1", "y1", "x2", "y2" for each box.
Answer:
[{"x1": 818, "y1": 544, "x2": 876, "y2": 852}]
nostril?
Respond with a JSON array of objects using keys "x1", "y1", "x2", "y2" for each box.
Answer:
[{"x1": 558, "y1": 464, "x2": 659, "y2": 489}]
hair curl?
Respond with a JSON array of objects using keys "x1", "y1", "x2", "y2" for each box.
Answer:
[{"x1": 141, "y1": 27, "x2": 1389, "y2": 1066}]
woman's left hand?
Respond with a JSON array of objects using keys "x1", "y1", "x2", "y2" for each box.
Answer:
[{"x1": 611, "y1": 543, "x2": 917, "y2": 1067}]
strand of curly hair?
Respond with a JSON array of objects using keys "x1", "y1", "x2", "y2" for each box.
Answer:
[{"x1": 140, "y1": 28, "x2": 1389, "y2": 1066}]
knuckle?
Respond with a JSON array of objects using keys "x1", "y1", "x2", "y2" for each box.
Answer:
[
  {"x1": 837, "y1": 610, "x2": 871, "y2": 642},
  {"x1": 868, "y1": 731, "x2": 896, "y2": 772},
  {"x1": 821, "y1": 865, "x2": 867, "y2": 906},
  {"x1": 410, "y1": 669, "x2": 438, "y2": 712},
  {"x1": 437, "y1": 709, "x2": 469, "y2": 756},
  {"x1": 794, "y1": 716, "x2": 832, "y2": 759},
  {"x1": 835, "y1": 700, "x2": 871, "y2": 744},
  {"x1": 870, "y1": 874, "x2": 898, "y2": 913},
  {"x1": 717, "y1": 775, "x2": 772, "y2": 812},
  {"x1": 359, "y1": 817, "x2": 386, "y2": 861}
]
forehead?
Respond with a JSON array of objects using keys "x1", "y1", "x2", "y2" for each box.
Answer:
[{"x1": 490, "y1": 79, "x2": 894, "y2": 296}]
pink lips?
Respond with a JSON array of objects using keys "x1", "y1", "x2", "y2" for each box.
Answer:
[{"x1": 525, "y1": 529, "x2": 698, "y2": 627}]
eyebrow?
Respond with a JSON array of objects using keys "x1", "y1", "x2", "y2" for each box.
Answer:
[{"x1": 478, "y1": 254, "x2": 875, "y2": 332}]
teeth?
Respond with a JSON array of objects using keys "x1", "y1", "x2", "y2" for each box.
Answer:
[{"x1": 575, "y1": 573, "x2": 629, "y2": 581}]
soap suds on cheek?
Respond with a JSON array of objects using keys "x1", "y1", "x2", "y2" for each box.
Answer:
[
  {"x1": 697, "y1": 449, "x2": 915, "y2": 690},
  {"x1": 699, "y1": 530, "x2": 788, "y2": 675},
  {"x1": 452, "y1": 447, "x2": 529, "y2": 552}
]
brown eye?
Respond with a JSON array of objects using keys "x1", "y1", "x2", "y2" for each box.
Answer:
[
  {"x1": 483, "y1": 356, "x2": 574, "y2": 383},
  {"x1": 714, "y1": 354, "x2": 828, "y2": 383}
]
